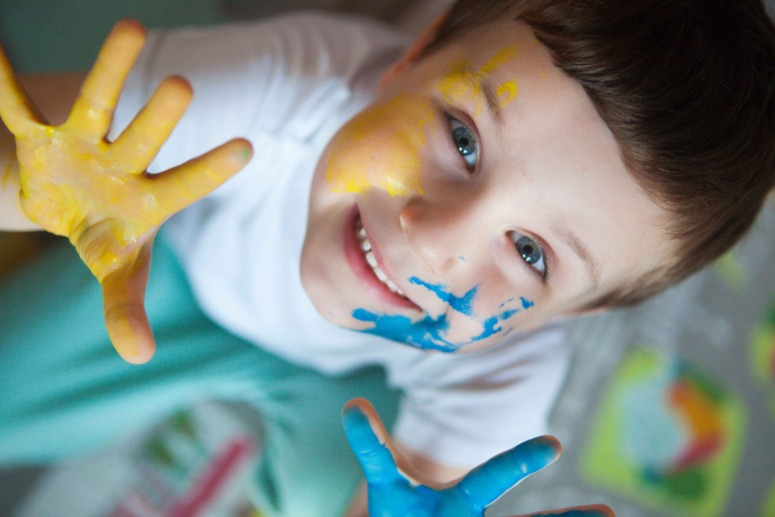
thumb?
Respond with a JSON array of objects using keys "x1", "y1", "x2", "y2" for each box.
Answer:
[
  {"x1": 342, "y1": 398, "x2": 402, "y2": 486},
  {"x1": 101, "y1": 240, "x2": 155, "y2": 364}
]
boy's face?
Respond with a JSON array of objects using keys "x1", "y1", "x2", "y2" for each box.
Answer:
[{"x1": 301, "y1": 20, "x2": 670, "y2": 352}]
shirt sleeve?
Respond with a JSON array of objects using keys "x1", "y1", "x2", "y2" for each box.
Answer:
[{"x1": 389, "y1": 323, "x2": 571, "y2": 469}]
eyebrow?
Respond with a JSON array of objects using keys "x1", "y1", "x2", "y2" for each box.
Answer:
[
  {"x1": 477, "y1": 75, "x2": 504, "y2": 125},
  {"x1": 552, "y1": 223, "x2": 602, "y2": 291},
  {"x1": 452, "y1": 68, "x2": 504, "y2": 125}
]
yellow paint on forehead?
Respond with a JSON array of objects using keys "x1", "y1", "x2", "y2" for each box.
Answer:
[
  {"x1": 437, "y1": 46, "x2": 520, "y2": 115},
  {"x1": 325, "y1": 93, "x2": 435, "y2": 197},
  {"x1": 480, "y1": 46, "x2": 516, "y2": 76},
  {"x1": 496, "y1": 81, "x2": 518, "y2": 107}
]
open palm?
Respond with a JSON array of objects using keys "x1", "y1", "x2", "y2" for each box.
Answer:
[
  {"x1": 343, "y1": 398, "x2": 613, "y2": 517},
  {"x1": 0, "y1": 20, "x2": 252, "y2": 362}
]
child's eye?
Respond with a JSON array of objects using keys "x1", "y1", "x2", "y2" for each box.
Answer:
[
  {"x1": 449, "y1": 117, "x2": 478, "y2": 170},
  {"x1": 510, "y1": 232, "x2": 548, "y2": 278}
]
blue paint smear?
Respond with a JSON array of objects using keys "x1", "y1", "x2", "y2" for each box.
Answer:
[
  {"x1": 408, "y1": 277, "x2": 477, "y2": 315},
  {"x1": 353, "y1": 309, "x2": 459, "y2": 352},
  {"x1": 353, "y1": 277, "x2": 534, "y2": 352},
  {"x1": 472, "y1": 309, "x2": 518, "y2": 342}
]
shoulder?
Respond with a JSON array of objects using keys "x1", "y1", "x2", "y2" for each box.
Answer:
[{"x1": 141, "y1": 11, "x2": 408, "y2": 88}]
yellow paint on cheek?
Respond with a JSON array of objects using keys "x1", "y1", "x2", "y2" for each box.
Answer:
[{"x1": 325, "y1": 94, "x2": 435, "y2": 196}]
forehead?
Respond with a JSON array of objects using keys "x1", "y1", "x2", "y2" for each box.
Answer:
[{"x1": 409, "y1": 21, "x2": 673, "y2": 303}]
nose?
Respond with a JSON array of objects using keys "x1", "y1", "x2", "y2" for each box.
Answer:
[{"x1": 399, "y1": 196, "x2": 465, "y2": 276}]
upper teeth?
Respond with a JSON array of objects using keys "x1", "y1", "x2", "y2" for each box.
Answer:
[{"x1": 356, "y1": 220, "x2": 407, "y2": 298}]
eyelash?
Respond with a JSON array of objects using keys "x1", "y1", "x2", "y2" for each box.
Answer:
[
  {"x1": 445, "y1": 113, "x2": 479, "y2": 172},
  {"x1": 511, "y1": 231, "x2": 551, "y2": 282}
]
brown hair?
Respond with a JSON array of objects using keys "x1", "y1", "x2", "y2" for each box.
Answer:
[{"x1": 425, "y1": 0, "x2": 775, "y2": 307}]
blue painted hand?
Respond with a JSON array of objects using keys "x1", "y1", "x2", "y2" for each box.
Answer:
[{"x1": 342, "y1": 398, "x2": 614, "y2": 517}]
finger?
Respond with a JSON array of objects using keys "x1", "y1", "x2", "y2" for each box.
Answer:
[
  {"x1": 147, "y1": 138, "x2": 252, "y2": 217},
  {"x1": 0, "y1": 43, "x2": 43, "y2": 134},
  {"x1": 517, "y1": 504, "x2": 615, "y2": 517},
  {"x1": 101, "y1": 240, "x2": 156, "y2": 364},
  {"x1": 342, "y1": 398, "x2": 403, "y2": 487},
  {"x1": 456, "y1": 435, "x2": 562, "y2": 509},
  {"x1": 111, "y1": 75, "x2": 193, "y2": 171},
  {"x1": 67, "y1": 19, "x2": 146, "y2": 138}
]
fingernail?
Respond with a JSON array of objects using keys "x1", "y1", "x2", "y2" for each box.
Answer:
[
  {"x1": 520, "y1": 438, "x2": 560, "y2": 470},
  {"x1": 342, "y1": 405, "x2": 368, "y2": 428},
  {"x1": 232, "y1": 147, "x2": 252, "y2": 164}
]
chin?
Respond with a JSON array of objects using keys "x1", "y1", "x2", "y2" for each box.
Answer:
[{"x1": 298, "y1": 258, "x2": 357, "y2": 330}]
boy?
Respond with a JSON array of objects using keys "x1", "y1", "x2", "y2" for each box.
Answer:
[{"x1": 1, "y1": 0, "x2": 773, "y2": 515}]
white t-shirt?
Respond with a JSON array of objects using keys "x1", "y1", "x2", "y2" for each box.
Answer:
[{"x1": 113, "y1": 11, "x2": 570, "y2": 468}]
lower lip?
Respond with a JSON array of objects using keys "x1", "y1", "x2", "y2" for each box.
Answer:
[{"x1": 343, "y1": 206, "x2": 419, "y2": 310}]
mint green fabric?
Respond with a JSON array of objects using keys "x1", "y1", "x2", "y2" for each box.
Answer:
[
  {"x1": 0, "y1": 237, "x2": 400, "y2": 517},
  {"x1": 0, "y1": 0, "x2": 233, "y2": 73}
]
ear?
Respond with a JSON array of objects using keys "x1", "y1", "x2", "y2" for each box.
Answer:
[{"x1": 378, "y1": 13, "x2": 448, "y2": 93}]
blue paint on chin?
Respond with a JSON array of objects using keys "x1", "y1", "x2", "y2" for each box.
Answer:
[
  {"x1": 353, "y1": 276, "x2": 534, "y2": 352},
  {"x1": 352, "y1": 309, "x2": 459, "y2": 352}
]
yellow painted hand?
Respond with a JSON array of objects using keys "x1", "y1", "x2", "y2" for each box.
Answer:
[{"x1": 0, "y1": 20, "x2": 253, "y2": 363}]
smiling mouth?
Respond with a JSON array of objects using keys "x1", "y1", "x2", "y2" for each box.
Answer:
[{"x1": 354, "y1": 216, "x2": 408, "y2": 299}]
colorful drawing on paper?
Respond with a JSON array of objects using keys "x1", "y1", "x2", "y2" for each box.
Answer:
[
  {"x1": 582, "y1": 347, "x2": 745, "y2": 517},
  {"x1": 751, "y1": 293, "x2": 775, "y2": 416},
  {"x1": 761, "y1": 480, "x2": 775, "y2": 517},
  {"x1": 715, "y1": 251, "x2": 747, "y2": 292},
  {"x1": 15, "y1": 402, "x2": 260, "y2": 516}
]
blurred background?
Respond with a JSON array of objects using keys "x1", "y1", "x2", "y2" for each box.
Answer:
[{"x1": 1, "y1": 1, "x2": 774, "y2": 516}]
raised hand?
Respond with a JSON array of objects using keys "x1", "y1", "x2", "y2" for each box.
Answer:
[
  {"x1": 0, "y1": 20, "x2": 252, "y2": 363},
  {"x1": 342, "y1": 398, "x2": 613, "y2": 517}
]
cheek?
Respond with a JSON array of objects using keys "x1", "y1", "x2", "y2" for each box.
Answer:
[
  {"x1": 442, "y1": 282, "x2": 537, "y2": 349},
  {"x1": 458, "y1": 293, "x2": 534, "y2": 343},
  {"x1": 324, "y1": 94, "x2": 435, "y2": 197}
]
